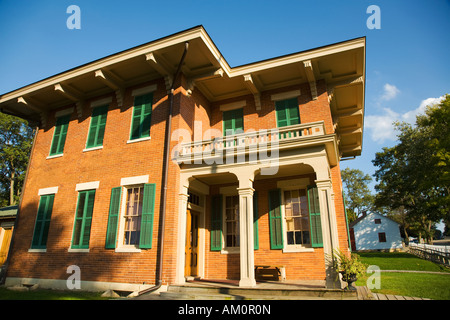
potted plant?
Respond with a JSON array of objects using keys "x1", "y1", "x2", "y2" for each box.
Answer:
[{"x1": 333, "y1": 249, "x2": 367, "y2": 291}]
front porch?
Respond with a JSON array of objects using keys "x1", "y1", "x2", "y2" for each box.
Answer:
[
  {"x1": 156, "y1": 279, "x2": 360, "y2": 300},
  {"x1": 174, "y1": 136, "x2": 345, "y2": 288}
]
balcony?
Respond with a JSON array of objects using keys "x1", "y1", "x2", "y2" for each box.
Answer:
[{"x1": 175, "y1": 121, "x2": 338, "y2": 166}]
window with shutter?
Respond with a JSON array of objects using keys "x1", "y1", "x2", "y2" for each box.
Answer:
[
  {"x1": 86, "y1": 105, "x2": 108, "y2": 149},
  {"x1": 31, "y1": 194, "x2": 55, "y2": 249},
  {"x1": 49, "y1": 115, "x2": 70, "y2": 156},
  {"x1": 210, "y1": 194, "x2": 222, "y2": 251},
  {"x1": 268, "y1": 189, "x2": 283, "y2": 249},
  {"x1": 105, "y1": 187, "x2": 122, "y2": 249},
  {"x1": 130, "y1": 93, "x2": 153, "y2": 140},
  {"x1": 139, "y1": 184, "x2": 156, "y2": 249},
  {"x1": 307, "y1": 186, "x2": 323, "y2": 248},
  {"x1": 223, "y1": 108, "x2": 244, "y2": 136},
  {"x1": 253, "y1": 191, "x2": 259, "y2": 250},
  {"x1": 105, "y1": 184, "x2": 156, "y2": 250},
  {"x1": 275, "y1": 98, "x2": 300, "y2": 139},
  {"x1": 71, "y1": 190, "x2": 96, "y2": 249}
]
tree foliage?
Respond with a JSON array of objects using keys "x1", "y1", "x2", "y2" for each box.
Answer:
[
  {"x1": 0, "y1": 113, "x2": 34, "y2": 207},
  {"x1": 372, "y1": 94, "x2": 450, "y2": 242},
  {"x1": 341, "y1": 168, "x2": 374, "y2": 222}
]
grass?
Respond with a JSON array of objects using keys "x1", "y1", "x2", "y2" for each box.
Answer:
[
  {"x1": 0, "y1": 286, "x2": 109, "y2": 300},
  {"x1": 355, "y1": 252, "x2": 450, "y2": 300}
]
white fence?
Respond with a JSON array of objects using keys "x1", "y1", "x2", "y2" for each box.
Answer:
[{"x1": 408, "y1": 243, "x2": 450, "y2": 266}]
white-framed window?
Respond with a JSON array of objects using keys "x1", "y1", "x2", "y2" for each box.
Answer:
[
  {"x1": 224, "y1": 195, "x2": 240, "y2": 249},
  {"x1": 105, "y1": 178, "x2": 155, "y2": 252},
  {"x1": 281, "y1": 188, "x2": 313, "y2": 251}
]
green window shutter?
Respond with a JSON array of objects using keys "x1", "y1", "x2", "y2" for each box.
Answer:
[
  {"x1": 308, "y1": 186, "x2": 323, "y2": 248},
  {"x1": 105, "y1": 187, "x2": 122, "y2": 249},
  {"x1": 286, "y1": 98, "x2": 300, "y2": 125},
  {"x1": 31, "y1": 194, "x2": 55, "y2": 249},
  {"x1": 268, "y1": 189, "x2": 283, "y2": 249},
  {"x1": 210, "y1": 194, "x2": 223, "y2": 251},
  {"x1": 223, "y1": 108, "x2": 244, "y2": 136},
  {"x1": 71, "y1": 190, "x2": 96, "y2": 249},
  {"x1": 130, "y1": 93, "x2": 153, "y2": 140},
  {"x1": 86, "y1": 105, "x2": 108, "y2": 148},
  {"x1": 50, "y1": 115, "x2": 70, "y2": 156},
  {"x1": 139, "y1": 183, "x2": 156, "y2": 249},
  {"x1": 253, "y1": 191, "x2": 259, "y2": 250}
]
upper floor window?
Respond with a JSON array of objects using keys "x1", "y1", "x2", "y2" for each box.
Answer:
[
  {"x1": 86, "y1": 105, "x2": 108, "y2": 149},
  {"x1": 374, "y1": 218, "x2": 381, "y2": 224},
  {"x1": 223, "y1": 108, "x2": 243, "y2": 136},
  {"x1": 275, "y1": 98, "x2": 300, "y2": 128},
  {"x1": 49, "y1": 114, "x2": 70, "y2": 156},
  {"x1": 130, "y1": 93, "x2": 153, "y2": 140}
]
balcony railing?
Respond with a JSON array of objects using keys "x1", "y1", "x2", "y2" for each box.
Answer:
[{"x1": 175, "y1": 121, "x2": 326, "y2": 164}]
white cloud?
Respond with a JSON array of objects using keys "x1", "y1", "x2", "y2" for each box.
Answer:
[
  {"x1": 365, "y1": 96, "x2": 445, "y2": 143},
  {"x1": 381, "y1": 83, "x2": 400, "y2": 101}
]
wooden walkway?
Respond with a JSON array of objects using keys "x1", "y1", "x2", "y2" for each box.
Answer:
[{"x1": 370, "y1": 293, "x2": 431, "y2": 300}]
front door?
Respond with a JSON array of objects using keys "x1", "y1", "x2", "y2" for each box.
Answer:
[{"x1": 185, "y1": 210, "x2": 199, "y2": 277}]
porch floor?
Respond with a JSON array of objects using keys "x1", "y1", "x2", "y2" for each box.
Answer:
[{"x1": 147, "y1": 278, "x2": 362, "y2": 300}]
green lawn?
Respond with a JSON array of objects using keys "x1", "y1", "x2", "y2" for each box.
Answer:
[
  {"x1": 0, "y1": 286, "x2": 108, "y2": 300},
  {"x1": 355, "y1": 252, "x2": 450, "y2": 300}
]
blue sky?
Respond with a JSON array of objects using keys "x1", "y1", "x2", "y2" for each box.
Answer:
[{"x1": 1, "y1": 0, "x2": 449, "y2": 190}]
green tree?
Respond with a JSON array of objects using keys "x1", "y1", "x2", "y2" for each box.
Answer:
[
  {"x1": 341, "y1": 168, "x2": 374, "y2": 222},
  {"x1": 0, "y1": 113, "x2": 34, "y2": 207},
  {"x1": 372, "y1": 95, "x2": 449, "y2": 244}
]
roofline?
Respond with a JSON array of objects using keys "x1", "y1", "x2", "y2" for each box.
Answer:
[
  {"x1": 0, "y1": 26, "x2": 365, "y2": 100},
  {"x1": 0, "y1": 25, "x2": 205, "y2": 97}
]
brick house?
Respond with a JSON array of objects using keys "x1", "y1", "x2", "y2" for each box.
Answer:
[{"x1": 0, "y1": 26, "x2": 365, "y2": 292}]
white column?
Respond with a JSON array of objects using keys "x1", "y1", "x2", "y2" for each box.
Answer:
[
  {"x1": 315, "y1": 179, "x2": 341, "y2": 288},
  {"x1": 175, "y1": 184, "x2": 189, "y2": 284},
  {"x1": 237, "y1": 186, "x2": 256, "y2": 287}
]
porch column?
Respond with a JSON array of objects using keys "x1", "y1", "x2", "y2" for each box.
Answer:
[
  {"x1": 237, "y1": 183, "x2": 256, "y2": 287},
  {"x1": 175, "y1": 184, "x2": 189, "y2": 284},
  {"x1": 315, "y1": 179, "x2": 341, "y2": 288}
]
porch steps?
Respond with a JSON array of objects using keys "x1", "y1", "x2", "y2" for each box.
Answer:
[{"x1": 159, "y1": 284, "x2": 358, "y2": 300}]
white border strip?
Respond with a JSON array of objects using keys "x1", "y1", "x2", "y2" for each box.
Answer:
[
  {"x1": 38, "y1": 186, "x2": 58, "y2": 196},
  {"x1": 270, "y1": 89, "x2": 301, "y2": 101},
  {"x1": 131, "y1": 84, "x2": 157, "y2": 97},
  {"x1": 75, "y1": 181, "x2": 100, "y2": 191},
  {"x1": 55, "y1": 107, "x2": 74, "y2": 118},
  {"x1": 90, "y1": 97, "x2": 112, "y2": 108},
  {"x1": 120, "y1": 175, "x2": 149, "y2": 186}
]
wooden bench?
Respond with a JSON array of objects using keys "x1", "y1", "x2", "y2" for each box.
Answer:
[{"x1": 254, "y1": 265, "x2": 286, "y2": 281}]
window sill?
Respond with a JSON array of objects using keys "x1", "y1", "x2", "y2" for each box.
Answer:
[
  {"x1": 28, "y1": 248, "x2": 47, "y2": 253},
  {"x1": 115, "y1": 247, "x2": 141, "y2": 253},
  {"x1": 68, "y1": 248, "x2": 90, "y2": 253},
  {"x1": 46, "y1": 154, "x2": 63, "y2": 160},
  {"x1": 127, "y1": 136, "x2": 151, "y2": 144},
  {"x1": 83, "y1": 146, "x2": 103, "y2": 153},
  {"x1": 221, "y1": 247, "x2": 240, "y2": 254},
  {"x1": 282, "y1": 246, "x2": 314, "y2": 253}
]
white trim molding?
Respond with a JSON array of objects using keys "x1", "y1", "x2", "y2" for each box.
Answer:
[
  {"x1": 219, "y1": 100, "x2": 246, "y2": 112},
  {"x1": 55, "y1": 107, "x2": 74, "y2": 118},
  {"x1": 75, "y1": 181, "x2": 100, "y2": 191},
  {"x1": 90, "y1": 96, "x2": 112, "y2": 108},
  {"x1": 131, "y1": 84, "x2": 157, "y2": 97},
  {"x1": 270, "y1": 90, "x2": 301, "y2": 101},
  {"x1": 120, "y1": 175, "x2": 149, "y2": 186},
  {"x1": 38, "y1": 186, "x2": 59, "y2": 196}
]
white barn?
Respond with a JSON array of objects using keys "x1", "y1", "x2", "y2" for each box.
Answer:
[{"x1": 349, "y1": 212, "x2": 403, "y2": 251}]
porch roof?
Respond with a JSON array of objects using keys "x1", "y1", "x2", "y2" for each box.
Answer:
[{"x1": 0, "y1": 25, "x2": 365, "y2": 158}]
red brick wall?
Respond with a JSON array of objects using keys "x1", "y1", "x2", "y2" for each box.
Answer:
[{"x1": 7, "y1": 73, "x2": 349, "y2": 286}]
